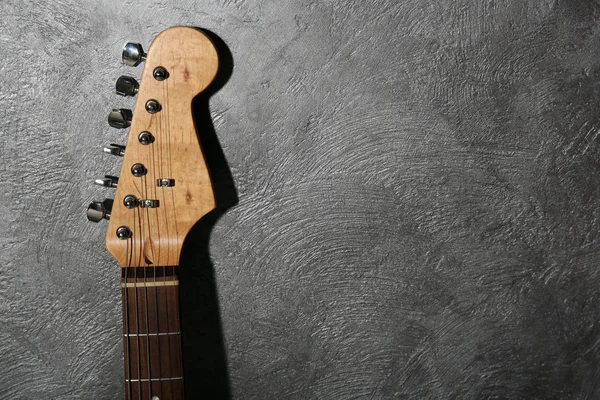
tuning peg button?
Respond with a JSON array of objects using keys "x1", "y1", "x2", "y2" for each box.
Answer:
[
  {"x1": 94, "y1": 175, "x2": 119, "y2": 188},
  {"x1": 87, "y1": 199, "x2": 114, "y2": 222},
  {"x1": 103, "y1": 144, "x2": 125, "y2": 157},
  {"x1": 108, "y1": 109, "x2": 132, "y2": 129},
  {"x1": 116, "y1": 76, "x2": 139, "y2": 97},
  {"x1": 122, "y1": 42, "x2": 146, "y2": 67}
]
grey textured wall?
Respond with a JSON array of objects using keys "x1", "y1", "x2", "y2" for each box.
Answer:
[{"x1": 1, "y1": 0, "x2": 600, "y2": 399}]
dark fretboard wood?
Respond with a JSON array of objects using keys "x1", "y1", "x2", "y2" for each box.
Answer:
[{"x1": 121, "y1": 266, "x2": 184, "y2": 400}]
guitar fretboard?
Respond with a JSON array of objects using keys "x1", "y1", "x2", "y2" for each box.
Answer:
[{"x1": 122, "y1": 266, "x2": 184, "y2": 400}]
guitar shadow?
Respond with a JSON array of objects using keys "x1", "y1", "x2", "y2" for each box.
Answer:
[{"x1": 179, "y1": 28, "x2": 236, "y2": 399}]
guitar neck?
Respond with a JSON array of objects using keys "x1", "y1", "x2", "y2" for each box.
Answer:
[
  {"x1": 122, "y1": 266, "x2": 184, "y2": 400},
  {"x1": 85, "y1": 26, "x2": 223, "y2": 398}
]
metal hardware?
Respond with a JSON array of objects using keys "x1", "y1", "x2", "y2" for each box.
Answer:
[
  {"x1": 138, "y1": 131, "x2": 154, "y2": 145},
  {"x1": 94, "y1": 175, "x2": 119, "y2": 188},
  {"x1": 86, "y1": 199, "x2": 113, "y2": 222},
  {"x1": 103, "y1": 144, "x2": 125, "y2": 157},
  {"x1": 116, "y1": 226, "x2": 132, "y2": 240},
  {"x1": 157, "y1": 178, "x2": 175, "y2": 187},
  {"x1": 145, "y1": 99, "x2": 161, "y2": 114},
  {"x1": 153, "y1": 66, "x2": 168, "y2": 81},
  {"x1": 131, "y1": 163, "x2": 147, "y2": 177},
  {"x1": 123, "y1": 195, "x2": 158, "y2": 209},
  {"x1": 115, "y1": 76, "x2": 139, "y2": 97},
  {"x1": 140, "y1": 199, "x2": 159, "y2": 208},
  {"x1": 122, "y1": 42, "x2": 146, "y2": 67},
  {"x1": 107, "y1": 109, "x2": 133, "y2": 129},
  {"x1": 123, "y1": 195, "x2": 138, "y2": 209}
]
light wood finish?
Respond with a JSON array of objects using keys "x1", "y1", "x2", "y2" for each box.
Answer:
[{"x1": 106, "y1": 27, "x2": 219, "y2": 267}]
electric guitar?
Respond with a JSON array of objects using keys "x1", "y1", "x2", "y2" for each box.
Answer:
[{"x1": 87, "y1": 26, "x2": 220, "y2": 400}]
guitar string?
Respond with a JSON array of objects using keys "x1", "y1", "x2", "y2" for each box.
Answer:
[
  {"x1": 149, "y1": 112, "x2": 164, "y2": 397},
  {"x1": 139, "y1": 63, "x2": 166, "y2": 397},
  {"x1": 124, "y1": 237, "x2": 132, "y2": 400},
  {"x1": 163, "y1": 71, "x2": 176, "y2": 397},
  {"x1": 166, "y1": 76, "x2": 182, "y2": 388},
  {"x1": 134, "y1": 69, "x2": 161, "y2": 399},
  {"x1": 143, "y1": 91, "x2": 164, "y2": 397},
  {"x1": 141, "y1": 174, "x2": 152, "y2": 396},
  {"x1": 132, "y1": 209, "x2": 142, "y2": 400}
]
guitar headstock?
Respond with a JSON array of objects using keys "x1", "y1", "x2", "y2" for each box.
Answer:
[{"x1": 88, "y1": 27, "x2": 219, "y2": 267}]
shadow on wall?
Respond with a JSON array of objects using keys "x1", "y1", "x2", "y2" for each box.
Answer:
[{"x1": 179, "y1": 28, "x2": 237, "y2": 400}]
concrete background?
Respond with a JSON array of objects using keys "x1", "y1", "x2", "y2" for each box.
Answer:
[{"x1": 1, "y1": 0, "x2": 600, "y2": 399}]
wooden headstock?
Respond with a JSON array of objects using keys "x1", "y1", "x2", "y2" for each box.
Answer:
[{"x1": 104, "y1": 27, "x2": 219, "y2": 267}]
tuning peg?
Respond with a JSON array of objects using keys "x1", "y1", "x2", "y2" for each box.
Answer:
[
  {"x1": 116, "y1": 76, "x2": 139, "y2": 97},
  {"x1": 107, "y1": 109, "x2": 132, "y2": 129},
  {"x1": 103, "y1": 144, "x2": 125, "y2": 157},
  {"x1": 94, "y1": 175, "x2": 119, "y2": 188},
  {"x1": 122, "y1": 42, "x2": 146, "y2": 67},
  {"x1": 87, "y1": 199, "x2": 114, "y2": 222}
]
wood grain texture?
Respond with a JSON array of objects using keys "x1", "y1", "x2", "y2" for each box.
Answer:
[{"x1": 106, "y1": 26, "x2": 219, "y2": 267}]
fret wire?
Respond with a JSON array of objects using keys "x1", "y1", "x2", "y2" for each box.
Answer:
[
  {"x1": 124, "y1": 332, "x2": 181, "y2": 337},
  {"x1": 121, "y1": 280, "x2": 179, "y2": 288},
  {"x1": 126, "y1": 377, "x2": 183, "y2": 382}
]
